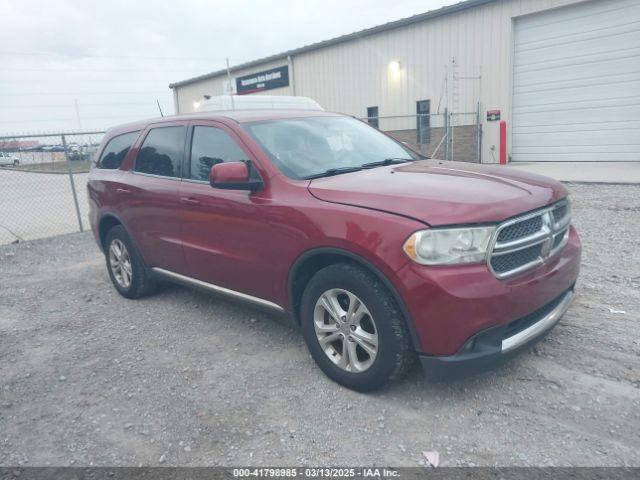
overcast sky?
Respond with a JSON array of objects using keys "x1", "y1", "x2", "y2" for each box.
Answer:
[{"x1": 0, "y1": 0, "x2": 457, "y2": 135}]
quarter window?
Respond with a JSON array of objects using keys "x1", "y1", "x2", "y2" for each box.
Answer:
[
  {"x1": 134, "y1": 126, "x2": 186, "y2": 178},
  {"x1": 188, "y1": 126, "x2": 247, "y2": 181},
  {"x1": 98, "y1": 131, "x2": 139, "y2": 169}
]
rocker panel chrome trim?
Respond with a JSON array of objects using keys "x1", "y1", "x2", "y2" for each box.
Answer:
[{"x1": 152, "y1": 267, "x2": 286, "y2": 312}]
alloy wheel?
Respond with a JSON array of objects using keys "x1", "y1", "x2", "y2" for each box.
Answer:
[
  {"x1": 108, "y1": 239, "x2": 132, "y2": 288},
  {"x1": 313, "y1": 288, "x2": 378, "y2": 372}
]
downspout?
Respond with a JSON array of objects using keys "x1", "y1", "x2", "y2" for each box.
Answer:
[
  {"x1": 288, "y1": 55, "x2": 296, "y2": 96},
  {"x1": 172, "y1": 88, "x2": 180, "y2": 114}
]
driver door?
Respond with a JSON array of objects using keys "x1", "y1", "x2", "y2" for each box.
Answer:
[{"x1": 178, "y1": 121, "x2": 275, "y2": 301}]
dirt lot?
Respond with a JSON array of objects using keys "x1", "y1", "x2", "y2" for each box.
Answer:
[{"x1": 0, "y1": 183, "x2": 639, "y2": 467}]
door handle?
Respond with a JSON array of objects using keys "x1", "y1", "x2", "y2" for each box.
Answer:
[
  {"x1": 116, "y1": 188, "x2": 131, "y2": 194},
  {"x1": 180, "y1": 197, "x2": 200, "y2": 205}
]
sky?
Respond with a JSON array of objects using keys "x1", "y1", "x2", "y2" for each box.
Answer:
[{"x1": 0, "y1": 0, "x2": 458, "y2": 135}]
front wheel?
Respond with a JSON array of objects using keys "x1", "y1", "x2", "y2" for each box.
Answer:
[{"x1": 300, "y1": 263, "x2": 414, "y2": 391}]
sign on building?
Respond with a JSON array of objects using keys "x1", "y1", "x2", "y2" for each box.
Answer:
[
  {"x1": 487, "y1": 109, "x2": 501, "y2": 121},
  {"x1": 235, "y1": 66, "x2": 289, "y2": 95}
]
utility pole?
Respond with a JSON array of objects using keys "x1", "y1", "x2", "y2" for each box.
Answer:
[
  {"x1": 74, "y1": 99, "x2": 82, "y2": 130},
  {"x1": 226, "y1": 58, "x2": 235, "y2": 110}
]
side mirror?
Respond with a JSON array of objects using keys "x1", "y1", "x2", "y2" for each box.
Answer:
[{"x1": 209, "y1": 161, "x2": 263, "y2": 192}]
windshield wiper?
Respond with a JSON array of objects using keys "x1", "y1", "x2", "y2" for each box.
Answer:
[
  {"x1": 304, "y1": 166, "x2": 364, "y2": 180},
  {"x1": 360, "y1": 157, "x2": 413, "y2": 168}
]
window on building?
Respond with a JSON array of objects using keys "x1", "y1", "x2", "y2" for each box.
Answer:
[
  {"x1": 188, "y1": 126, "x2": 248, "y2": 181},
  {"x1": 98, "y1": 131, "x2": 139, "y2": 169},
  {"x1": 134, "y1": 126, "x2": 186, "y2": 178},
  {"x1": 367, "y1": 106, "x2": 379, "y2": 129},
  {"x1": 416, "y1": 100, "x2": 431, "y2": 145}
]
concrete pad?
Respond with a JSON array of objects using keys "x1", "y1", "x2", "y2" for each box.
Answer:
[{"x1": 506, "y1": 162, "x2": 640, "y2": 184}]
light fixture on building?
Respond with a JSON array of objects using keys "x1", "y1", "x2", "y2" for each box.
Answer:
[
  {"x1": 388, "y1": 60, "x2": 401, "y2": 73},
  {"x1": 193, "y1": 100, "x2": 201, "y2": 110}
]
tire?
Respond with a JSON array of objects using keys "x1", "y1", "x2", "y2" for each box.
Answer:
[
  {"x1": 104, "y1": 224, "x2": 157, "y2": 299},
  {"x1": 300, "y1": 262, "x2": 413, "y2": 391},
  {"x1": 13, "y1": 160, "x2": 19, "y2": 166}
]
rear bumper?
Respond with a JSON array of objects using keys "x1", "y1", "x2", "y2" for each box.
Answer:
[{"x1": 419, "y1": 288, "x2": 574, "y2": 380}]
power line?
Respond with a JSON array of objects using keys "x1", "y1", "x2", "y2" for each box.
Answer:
[
  {"x1": 0, "y1": 79, "x2": 178, "y2": 84},
  {"x1": 0, "y1": 114, "x2": 159, "y2": 124},
  {"x1": 0, "y1": 51, "x2": 228, "y2": 61},
  {"x1": 1, "y1": 67, "x2": 210, "y2": 72},
  {"x1": 0, "y1": 91, "x2": 172, "y2": 96},
  {"x1": 0, "y1": 101, "x2": 171, "y2": 109}
]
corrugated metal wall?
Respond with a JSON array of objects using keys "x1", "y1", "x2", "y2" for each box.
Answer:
[{"x1": 172, "y1": 0, "x2": 586, "y2": 163}]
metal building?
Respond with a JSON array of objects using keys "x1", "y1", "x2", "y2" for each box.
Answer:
[{"x1": 169, "y1": 0, "x2": 640, "y2": 164}]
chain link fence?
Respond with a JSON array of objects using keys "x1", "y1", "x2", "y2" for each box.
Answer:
[
  {"x1": 0, "y1": 110, "x2": 483, "y2": 246},
  {"x1": 0, "y1": 131, "x2": 105, "y2": 245},
  {"x1": 360, "y1": 108, "x2": 482, "y2": 163}
]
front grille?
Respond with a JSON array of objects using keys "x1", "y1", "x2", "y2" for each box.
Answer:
[
  {"x1": 497, "y1": 216, "x2": 543, "y2": 242},
  {"x1": 490, "y1": 244, "x2": 542, "y2": 274},
  {"x1": 488, "y1": 200, "x2": 571, "y2": 279},
  {"x1": 553, "y1": 229, "x2": 568, "y2": 248},
  {"x1": 553, "y1": 205, "x2": 568, "y2": 223}
]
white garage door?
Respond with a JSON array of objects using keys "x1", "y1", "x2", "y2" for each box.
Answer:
[{"x1": 512, "y1": 0, "x2": 640, "y2": 162}]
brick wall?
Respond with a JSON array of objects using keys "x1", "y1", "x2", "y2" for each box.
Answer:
[{"x1": 387, "y1": 125, "x2": 479, "y2": 162}]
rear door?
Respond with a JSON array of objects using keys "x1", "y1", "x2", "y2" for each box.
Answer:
[
  {"x1": 178, "y1": 121, "x2": 275, "y2": 301},
  {"x1": 120, "y1": 123, "x2": 188, "y2": 273}
]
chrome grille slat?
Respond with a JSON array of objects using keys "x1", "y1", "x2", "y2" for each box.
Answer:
[
  {"x1": 490, "y1": 244, "x2": 543, "y2": 274},
  {"x1": 488, "y1": 199, "x2": 571, "y2": 279},
  {"x1": 497, "y1": 216, "x2": 543, "y2": 243},
  {"x1": 492, "y1": 229, "x2": 550, "y2": 253}
]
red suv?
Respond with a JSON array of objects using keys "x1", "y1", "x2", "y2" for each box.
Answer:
[{"x1": 88, "y1": 109, "x2": 581, "y2": 391}]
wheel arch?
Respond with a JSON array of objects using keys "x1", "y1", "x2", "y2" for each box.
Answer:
[
  {"x1": 98, "y1": 213, "x2": 124, "y2": 251},
  {"x1": 287, "y1": 247, "x2": 421, "y2": 352}
]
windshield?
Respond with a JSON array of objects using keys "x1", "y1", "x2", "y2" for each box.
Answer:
[{"x1": 243, "y1": 116, "x2": 422, "y2": 179}]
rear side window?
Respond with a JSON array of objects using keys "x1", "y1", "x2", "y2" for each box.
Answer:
[
  {"x1": 98, "y1": 131, "x2": 139, "y2": 169},
  {"x1": 134, "y1": 126, "x2": 186, "y2": 178},
  {"x1": 188, "y1": 126, "x2": 248, "y2": 181}
]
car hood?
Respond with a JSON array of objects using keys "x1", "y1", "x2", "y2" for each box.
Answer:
[{"x1": 307, "y1": 159, "x2": 568, "y2": 226}]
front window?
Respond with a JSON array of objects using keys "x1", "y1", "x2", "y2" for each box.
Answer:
[
  {"x1": 243, "y1": 116, "x2": 421, "y2": 180},
  {"x1": 188, "y1": 126, "x2": 248, "y2": 182}
]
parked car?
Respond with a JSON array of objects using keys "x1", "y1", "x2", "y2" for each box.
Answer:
[
  {"x1": 88, "y1": 109, "x2": 581, "y2": 391},
  {"x1": 0, "y1": 152, "x2": 19, "y2": 166},
  {"x1": 68, "y1": 150, "x2": 91, "y2": 162},
  {"x1": 41, "y1": 145, "x2": 64, "y2": 152}
]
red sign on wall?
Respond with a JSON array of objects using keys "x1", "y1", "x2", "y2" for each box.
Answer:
[{"x1": 487, "y1": 109, "x2": 501, "y2": 121}]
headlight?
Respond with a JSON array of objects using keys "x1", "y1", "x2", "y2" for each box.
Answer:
[{"x1": 403, "y1": 226, "x2": 496, "y2": 265}]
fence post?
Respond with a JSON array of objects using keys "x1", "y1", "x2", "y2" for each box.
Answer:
[
  {"x1": 62, "y1": 134, "x2": 84, "y2": 232},
  {"x1": 476, "y1": 101, "x2": 482, "y2": 163},
  {"x1": 443, "y1": 108, "x2": 449, "y2": 161}
]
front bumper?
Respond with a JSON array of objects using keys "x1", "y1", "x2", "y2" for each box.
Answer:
[
  {"x1": 419, "y1": 288, "x2": 574, "y2": 380},
  {"x1": 395, "y1": 226, "x2": 581, "y2": 356}
]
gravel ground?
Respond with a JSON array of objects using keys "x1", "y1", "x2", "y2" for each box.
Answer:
[{"x1": 0, "y1": 183, "x2": 639, "y2": 467}]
